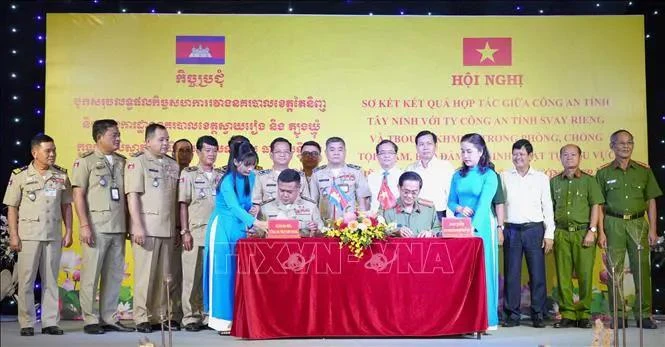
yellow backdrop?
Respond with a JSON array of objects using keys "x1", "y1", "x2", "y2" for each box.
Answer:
[{"x1": 46, "y1": 14, "x2": 647, "y2": 320}]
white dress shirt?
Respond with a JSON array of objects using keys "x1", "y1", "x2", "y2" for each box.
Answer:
[
  {"x1": 405, "y1": 157, "x2": 455, "y2": 212},
  {"x1": 367, "y1": 166, "x2": 403, "y2": 212},
  {"x1": 501, "y1": 167, "x2": 555, "y2": 239}
]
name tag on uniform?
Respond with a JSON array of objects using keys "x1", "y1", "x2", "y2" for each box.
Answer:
[
  {"x1": 607, "y1": 179, "x2": 617, "y2": 184},
  {"x1": 111, "y1": 187, "x2": 120, "y2": 201},
  {"x1": 44, "y1": 188, "x2": 57, "y2": 197}
]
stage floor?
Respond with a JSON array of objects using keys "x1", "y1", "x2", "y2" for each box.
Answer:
[{"x1": 1, "y1": 318, "x2": 663, "y2": 346}]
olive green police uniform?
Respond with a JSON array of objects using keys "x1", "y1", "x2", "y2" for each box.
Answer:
[
  {"x1": 125, "y1": 150, "x2": 179, "y2": 325},
  {"x1": 71, "y1": 150, "x2": 128, "y2": 326},
  {"x1": 550, "y1": 170, "x2": 604, "y2": 321},
  {"x1": 596, "y1": 160, "x2": 662, "y2": 319},
  {"x1": 381, "y1": 198, "x2": 441, "y2": 236},
  {"x1": 177, "y1": 166, "x2": 222, "y2": 326},
  {"x1": 3, "y1": 163, "x2": 73, "y2": 329}
]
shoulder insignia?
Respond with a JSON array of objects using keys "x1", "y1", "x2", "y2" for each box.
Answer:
[
  {"x1": 214, "y1": 167, "x2": 224, "y2": 174},
  {"x1": 113, "y1": 152, "x2": 127, "y2": 159},
  {"x1": 633, "y1": 160, "x2": 650, "y2": 169},
  {"x1": 597, "y1": 162, "x2": 612, "y2": 171},
  {"x1": 255, "y1": 165, "x2": 264, "y2": 170},
  {"x1": 300, "y1": 196, "x2": 316, "y2": 204},
  {"x1": 132, "y1": 151, "x2": 144, "y2": 157},
  {"x1": 417, "y1": 198, "x2": 434, "y2": 208},
  {"x1": 552, "y1": 171, "x2": 563, "y2": 178},
  {"x1": 79, "y1": 150, "x2": 93, "y2": 158},
  {"x1": 346, "y1": 163, "x2": 362, "y2": 170},
  {"x1": 313, "y1": 165, "x2": 327, "y2": 173},
  {"x1": 52, "y1": 164, "x2": 67, "y2": 174},
  {"x1": 185, "y1": 166, "x2": 198, "y2": 172},
  {"x1": 258, "y1": 169, "x2": 272, "y2": 175},
  {"x1": 259, "y1": 198, "x2": 276, "y2": 206},
  {"x1": 12, "y1": 166, "x2": 28, "y2": 175}
]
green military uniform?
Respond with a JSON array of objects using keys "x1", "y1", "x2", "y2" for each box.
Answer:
[
  {"x1": 251, "y1": 168, "x2": 310, "y2": 204},
  {"x1": 596, "y1": 160, "x2": 662, "y2": 319},
  {"x1": 125, "y1": 150, "x2": 179, "y2": 325},
  {"x1": 257, "y1": 196, "x2": 324, "y2": 237},
  {"x1": 309, "y1": 164, "x2": 371, "y2": 221},
  {"x1": 3, "y1": 163, "x2": 73, "y2": 329},
  {"x1": 71, "y1": 150, "x2": 127, "y2": 326},
  {"x1": 177, "y1": 165, "x2": 222, "y2": 326},
  {"x1": 380, "y1": 198, "x2": 441, "y2": 236},
  {"x1": 550, "y1": 169, "x2": 604, "y2": 321}
]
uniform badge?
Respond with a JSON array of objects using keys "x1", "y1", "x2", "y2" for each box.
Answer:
[
  {"x1": 28, "y1": 192, "x2": 36, "y2": 201},
  {"x1": 199, "y1": 189, "x2": 206, "y2": 198},
  {"x1": 152, "y1": 178, "x2": 159, "y2": 187},
  {"x1": 99, "y1": 178, "x2": 107, "y2": 186},
  {"x1": 127, "y1": 163, "x2": 135, "y2": 170}
]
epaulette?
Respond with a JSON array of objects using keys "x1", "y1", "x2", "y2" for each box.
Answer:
[
  {"x1": 132, "y1": 151, "x2": 144, "y2": 157},
  {"x1": 259, "y1": 198, "x2": 276, "y2": 206},
  {"x1": 214, "y1": 167, "x2": 223, "y2": 174},
  {"x1": 256, "y1": 165, "x2": 264, "y2": 170},
  {"x1": 346, "y1": 163, "x2": 362, "y2": 170},
  {"x1": 633, "y1": 160, "x2": 650, "y2": 169},
  {"x1": 79, "y1": 150, "x2": 94, "y2": 158},
  {"x1": 113, "y1": 152, "x2": 127, "y2": 159},
  {"x1": 552, "y1": 171, "x2": 563, "y2": 178},
  {"x1": 257, "y1": 169, "x2": 272, "y2": 175},
  {"x1": 185, "y1": 166, "x2": 198, "y2": 172},
  {"x1": 12, "y1": 166, "x2": 28, "y2": 175},
  {"x1": 300, "y1": 196, "x2": 316, "y2": 204},
  {"x1": 597, "y1": 162, "x2": 612, "y2": 171},
  {"x1": 417, "y1": 198, "x2": 434, "y2": 208},
  {"x1": 52, "y1": 164, "x2": 67, "y2": 174},
  {"x1": 313, "y1": 165, "x2": 327, "y2": 173}
]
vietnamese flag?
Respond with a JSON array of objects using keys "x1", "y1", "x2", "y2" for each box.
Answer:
[
  {"x1": 463, "y1": 37, "x2": 512, "y2": 66},
  {"x1": 176, "y1": 35, "x2": 225, "y2": 64}
]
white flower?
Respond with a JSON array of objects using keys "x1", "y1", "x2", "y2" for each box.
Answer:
[
  {"x1": 60, "y1": 251, "x2": 81, "y2": 273},
  {"x1": 377, "y1": 215, "x2": 386, "y2": 224},
  {"x1": 358, "y1": 223, "x2": 368, "y2": 231}
]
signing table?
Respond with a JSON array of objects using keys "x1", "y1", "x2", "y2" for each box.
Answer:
[{"x1": 231, "y1": 237, "x2": 487, "y2": 339}]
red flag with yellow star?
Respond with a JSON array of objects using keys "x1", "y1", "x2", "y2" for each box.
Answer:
[
  {"x1": 377, "y1": 178, "x2": 396, "y2": 210},
  {"x1": 463, "y1": 37, "x2": 512, "y2": 66}
]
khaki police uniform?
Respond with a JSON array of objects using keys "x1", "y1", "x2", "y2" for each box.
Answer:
[
  {"x1": 3, "y1": 162, "x2": 73, "y2": 329},
  {"x1": 125, "y1": 150, "x2": 179, "y2": 325},
  {"x1": 251, "y1": 168, "x2": 310, "y2": 204},
  {"x1": 257, "y1": 196, "x2": 324, "y2": 237},
  {"x1": 550, "y1": 169, "x2": 604, "y2": 321},
  {"x1": 381, "y1": 198, "x2": 441, "y2": 236},
  {"x1": 596, "y1": 160, "x2": 662, "y2": 319},
  {"x1": 177, "y1": 165, "x2": 222, "y2": 326},
  {"x1": 71, "y1": 149, "x2": 127, "y2": 326},
  {"x1": 309, "y1": 164, "x2": 371, "y2": 221}
]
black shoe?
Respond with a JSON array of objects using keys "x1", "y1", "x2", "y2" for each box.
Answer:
[
  {"x1": 532, "y1": 319, "x2": 546, "y2": 328},
  {"x1": 41, "y1": 326, "x2": 64, "y2": 335},
  {"x1": 20, "y1": 327, "x2": 34, "y2": 336},
  {"x1": 577, "y1": 319, "x2": 593, "y2": 329},
  {"x1": 218, "y1": 329, "x2": 231, "y2": 336},
  {"x1": 636, "y1": 318, "x2": 658, "y2": 329},
  {"x1": 163, "y1": 320, "x2": 181, "y2": 331},
  {"x1": 83, "y1": 324, "x2": 105, "y2": 334},
  {"x1": 101, "y1": 321, "x2": 135, "y2": 332},
  {"x1": 184, "y1": 322, "x2": 202, "y2": 332},
  {"x1": 553, "y1": 318, "x2": 577, "y2": 328},
  {"x1": 136, "y1": 322, "x2": 153, "y2": 333},
  {"x1": 501, "y1": 319, "x2": 520, "y2": 327},
  {"x1": 609, "y1": 319, "x2": 628, "y2": 329}
]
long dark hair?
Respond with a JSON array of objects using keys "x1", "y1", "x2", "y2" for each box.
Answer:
[
  {"x1": 459, "y1": 133, "x2": 491, "y2": 177},
  {"x1": 221, "y1": 140, "x2": 258, "y2": 196}
]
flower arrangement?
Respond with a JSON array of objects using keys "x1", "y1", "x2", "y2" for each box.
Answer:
[{"x1": 323, "y1": 211, "x2": 395, "y2": 258}]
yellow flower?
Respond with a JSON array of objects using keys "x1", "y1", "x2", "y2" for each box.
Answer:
[{"x1": 348, "y1": 220, "x2": 359, "y2": 230}]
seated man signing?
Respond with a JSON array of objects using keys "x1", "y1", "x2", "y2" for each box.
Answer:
[
  {"x1": 381, "y1": 171, "x2": 441, "y2": 238},
  {"x1": 258, "y1": 169, "x2": 324, "y2": 237}
]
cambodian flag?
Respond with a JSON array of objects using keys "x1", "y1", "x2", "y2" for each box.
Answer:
[
  {"x1": 176, "y1": 36, "x2": 225, "y2": 64},
  {"x1": 328, "y1": 182, "x2": 350, "y2": 212}
]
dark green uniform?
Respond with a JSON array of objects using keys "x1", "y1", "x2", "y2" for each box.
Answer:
[
  {"x1": 550, "y1": 170, "x2": 604, "y2": 320},
  {"x1": 596, "y1": 160, "x2": 662, "y2": 318},
  {"x1": 381, "y1": 199, "x2": 441, "y2": 236}
]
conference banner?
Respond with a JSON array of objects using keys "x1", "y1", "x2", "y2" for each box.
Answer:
[{"x1": 46, "y1": 14, "x2": 647, "y2": 320}]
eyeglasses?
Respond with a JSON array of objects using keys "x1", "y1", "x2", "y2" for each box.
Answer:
[
  {"x1": 400, "y1": 189, "x2": 419, "y2": 197},
  {"x1": 301, "y1": 151, "x2": 320, "y2": 157},
  {"x1": 378, "y1": 151, "x2": 396, "y2": 156}
]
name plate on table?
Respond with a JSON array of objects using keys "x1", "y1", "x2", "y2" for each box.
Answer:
[
  {"x1": 267, "y1": 219, "x2": 301, "y2": 239},
  {"x1": 441, "y1": 217, "x2": 473, "y2": 238}
]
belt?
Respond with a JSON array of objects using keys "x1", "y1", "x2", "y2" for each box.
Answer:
[
  {"x1": 605, "y1": 210, "x2": 646, "y2": 221},
  {"x1": 505, "y1": 222, "x2": 544, "y2": 230},
  {"x1": 556, "y1": 224, "x2": 588, "y2": 232}
]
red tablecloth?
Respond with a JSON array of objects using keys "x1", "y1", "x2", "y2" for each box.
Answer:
[{"x1": 232, "y1": 237, "x2": 487, "y2": 339}]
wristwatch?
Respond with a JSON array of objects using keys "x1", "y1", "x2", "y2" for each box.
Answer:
[
  {"x1": 497, "y1": 225, "x2": 505, "y2": 230},
  {"x1": 180, "y1": 229, "x2": 190, "y2": 235},
  {"x1": 589, "y1": 227, "x2": 597, "y2": 233}
]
